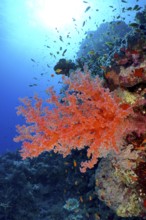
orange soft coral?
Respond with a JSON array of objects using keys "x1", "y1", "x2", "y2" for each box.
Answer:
[{"x1": 14, "y1": 69, "x2": 133, "y2": 172}]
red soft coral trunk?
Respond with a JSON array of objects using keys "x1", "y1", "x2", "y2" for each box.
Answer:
[{"x1": 14, "y1": 69, "x2": 132, "y2": 172}]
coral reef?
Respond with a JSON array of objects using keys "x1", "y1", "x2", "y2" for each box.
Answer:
[
  {"x1": 94, "y1": 7, "x2": 146, "y2": 218},
  {"x1": 1, "y1": 150, "x2": 136, "y2": 220},
  {"x1": 12, "y1": 6, "x2": 146, "y2": 219},
  {"x1": 95, "y1": 145, "x2": 145, "y2": 217}
]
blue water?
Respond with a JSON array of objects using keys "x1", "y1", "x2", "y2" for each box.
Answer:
[{"x1": 0, "y1": 0, "x2": 145, "y2": 155}]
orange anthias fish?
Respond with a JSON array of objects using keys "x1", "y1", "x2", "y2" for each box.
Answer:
[{"x1": 73, "y1": 160, "x2": 77, "y2": 167}]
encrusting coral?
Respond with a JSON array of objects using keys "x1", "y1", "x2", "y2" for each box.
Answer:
[{"x1": 14, "y1": 68, "x2": 134, "y2": 172}]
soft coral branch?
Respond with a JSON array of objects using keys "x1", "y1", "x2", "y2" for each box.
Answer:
[{"x1": 14, "y1": 69, "x2": 133, "y2": 172}]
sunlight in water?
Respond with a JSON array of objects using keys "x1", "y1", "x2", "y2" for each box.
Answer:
[{"x1": 27, "y1": 0, "x2": 84, "y2": 29}]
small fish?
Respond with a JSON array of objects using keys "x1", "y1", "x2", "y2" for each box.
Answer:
[
  {"x1": 59, "y1": 36, "x2": 63, "y2": 42},
  {"x1": 121, "y1": 0, "x2": 127, "y2": 3},
  {"x1": 72, "y1": 18, "x2": 76, "y2": 21},
  {"x1": 122, "y1": 7, "x2": 125, "y2": 12},
  {"x1": 96, "y1": 9, "x2": 99, "y2": 11},
  {"x1": 31, "y1": 58, "x2": 35, "y2": 62},
  {"x1": 64, "y1": 161, "x2": 70, "y2": 166},
  {"x1": 83, "y1": 1, "x2": 88, "y2": 3},
  {"x1": 133, "y1": 4, "x2": 141, "y2": 11},
  {"x1": 62, "y1": 49, "x2": 67, "y2": 56},
  {"x1": 82, "y1": 21, "x2": 86, "y2": 27},
  {"x1": 47, "y1": 64, "x2": 50, "y2": 68},
  {"x1": 105, "y1": 42, "x2": 114, "y2": 47},
  {"x1": 129, "y1": 23, "x2": 139, "y2": 28},
  {"x1": 60, "y1": 47, "x2": 62, "y2": 50},
  {"x1": 55, "y1": 27, "x2": 59, "y2": 33},
  {"x1": 117, "y1": 15, "x2": 120, "y2": 19},
  {"x1": 126, "y1": 7, "x2": 132, "y2": 10},
  {"x1": 117, "y1": 21, "x2": 122, "y2": 25},
  {"x1": 55, "y1": 68, "x2": 62, "y2": 73},
  {"x1": 135, "y1": 29, "x2": 142, "y2": 33},
  {"x1": 73, "y1": 160, "x2": 77, "y2": 167},
  {"x1": 89, "y1": 196, "x2": 92, "y2": 201},
  {"x1": 29, "y1": 83, "x2": 37, "y2": 87},
  {"x1": 45, "y1": 45, "x2": 50, "y2": 48},
  {"x1": 109, "y1": 5, "x2": 114, "y2": 8},
  {"x1": 74, "y1": 181, "x2": 78, "y2": 185},
  {"x1": 85, "y1": 6, "x2": 91, "y2": 13},
  {"x1": 94, "y1": 213, "x2": 100, "y2": 220},
  {"x1": 80, "y1": 196, "x2": 84, "y2": 203},
  {"x1": 51, "y1": 74, "x2": 54, "y2": 77},
  {"x1": 88, "y1": 50, "x2": 95, "y2": 55}
]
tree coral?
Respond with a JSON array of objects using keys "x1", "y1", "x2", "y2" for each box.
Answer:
[{"x1": 14, "y1": 69, "x2": 133, "y2": 172}]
